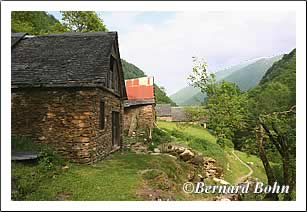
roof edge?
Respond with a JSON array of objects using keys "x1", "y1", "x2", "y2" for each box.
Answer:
[{"x1": 11, "y1": 32, "x2": 28, "y2": 48}]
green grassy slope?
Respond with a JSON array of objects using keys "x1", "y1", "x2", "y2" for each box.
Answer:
[
  {"x1": 157, "y1": 121, "x2": 267, "y2": 184},
  {"x1": 12, "y1": 151, "x2": 197, "y2": 200}
]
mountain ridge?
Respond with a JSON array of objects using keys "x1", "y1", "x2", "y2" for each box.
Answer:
[{"x1": 170, "y1": 54, "x2": 284, "y2": 106}]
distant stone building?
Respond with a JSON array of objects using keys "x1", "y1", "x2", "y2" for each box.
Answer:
[
  {"x1": 156, "y1": 104, "x2": 207, "y2": 127},
  {"x1": 170, "y1": 107, "x2": 189, "y2": 122},
  {"x1": 155, "y1": 104, "x2": 172, "y2": 121},
  {"x1": 11, "y1": 32, "x2": 127, "y2": 163},
  {"x1": 123, "y1": 77, "x2": 155, "y2": 136}
]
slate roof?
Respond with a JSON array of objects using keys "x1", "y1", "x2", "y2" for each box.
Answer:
[
  {"x1": 11, "y1": 33, "x2": 28, "y2": 47},
  {"x1": 171, "y1": 107, "x2": 189, "y2": 122},
  {"x1": 11, "y1": 32, "x2": 126, "y2": 98},
  {"x1": 156, "y1": 104, "x2": 172, "y2": 117}
]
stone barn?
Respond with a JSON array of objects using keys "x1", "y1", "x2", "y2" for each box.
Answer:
[
  {"x1": 123, "y1": 77, "x2": 155, "y2": 136},
  {"x1": 11, "y1": 32, "x2": 127, "y2": 163},
  {"x1": 155, "y1": 104, "x2": 172, "y2": 121},
  {"x1": 170, "y1": 107, "x2": 189, "y2": 122}
]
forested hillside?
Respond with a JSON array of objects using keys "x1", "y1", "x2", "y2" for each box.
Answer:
[
  {"x1": 223, "y1": 55, "x2": 283, "y2": 91},
  {"x1": 241, "y1": 49, "x2": 296, "y2": 200},
  {"x1": 188, "y1": 48, "x2": 296, "y2": 200},
  {"x1": 121, "y1": 59, "x2": 175, "y2": 105},
  {"x1": 11, "y1": 11, "x2": 66, "y2": 34}
]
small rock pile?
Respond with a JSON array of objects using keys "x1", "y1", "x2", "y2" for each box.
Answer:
[
  {"x1": 154, "y1": 143, "x2": 224, "y2": 181},
  {"x1": 125, "y1": 142, "x2": 148, "y2": 154}
]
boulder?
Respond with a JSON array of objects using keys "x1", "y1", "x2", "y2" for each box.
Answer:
[
  {"x1": 174, "y1": 146, "x2": 186, "y2": 154},
  {"x1": 204, "y1": 157, "x2": 216, "y2": 164},
  {"x1": 190, "y1": 155, "x2": 204, "y2": 166},
  {"x1": 179, "y1": 149, "x2": 195, "y2": 161},
  {"x1": 153, "y1": 148, "x2": 161, "y2": 153}
]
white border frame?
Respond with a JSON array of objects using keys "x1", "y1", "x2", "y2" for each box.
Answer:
[{"x1": 1, "y1": 1, "x2": 306, "y2": 211}]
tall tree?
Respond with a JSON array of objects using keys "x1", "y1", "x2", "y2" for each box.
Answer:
[
  {"x1": 188, "y1": 57, "x2": 247, "y2": 146},
  {"x1": 61, "y1": 11, "x2": 107, "y2": 32},
  {"x1": 242, "y1": 50, "x2": 296, "y2": 200}
]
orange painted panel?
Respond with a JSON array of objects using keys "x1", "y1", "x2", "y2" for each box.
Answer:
[{"x1": 125, "y1": 77, "x2": 154, "y2": 100}]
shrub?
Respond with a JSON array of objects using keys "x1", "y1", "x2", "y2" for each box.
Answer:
[
  {"x1": 37, "y1": 146, "x2": 65, "y2": 173},
  {"x1": 149, "y1": 127, "x2": 175, "y2": 151},
  {"x1": 170, "y1": 129, "x2": 185, "y2": 138},
  {"x1": 152, "y1": 127, "x2": 173, "y2": 144},
  {"x1": 216, "y1": 137, "x2": 234, "y2": 149}
]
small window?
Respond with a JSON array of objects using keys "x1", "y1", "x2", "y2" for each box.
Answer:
[
  {"x1": 109, "y1": 56, "x2": 114, "y2": 89},
  {"x1": 100, "y1": 100, "x2": 105, "y2": 129}
]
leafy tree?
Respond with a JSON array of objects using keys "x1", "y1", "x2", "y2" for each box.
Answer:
[
  {"x1": 188, "y1": 57, "x2": 247, "y2": 145},
  {"x1": 61, "y1": 11, "x2": 107, "y2": 32},
  {"x1": 241, "y1": 49, "x2": 296, "y2": 200}
]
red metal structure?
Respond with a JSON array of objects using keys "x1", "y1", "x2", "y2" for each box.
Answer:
[{"x1": 125, "y1": 76, "x2": 154, "y2": 100}]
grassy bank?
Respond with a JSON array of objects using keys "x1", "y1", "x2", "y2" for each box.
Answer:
[
  {"x1": 157, "y1": 121, "x2": 267, "y2": 184},
  {"x1": 12, "y1": 149, "x2": 202, "y2": 200}
]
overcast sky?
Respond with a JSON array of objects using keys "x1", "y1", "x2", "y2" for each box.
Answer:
[{"x1": 49, "y1": 11, "x2": 296, "y2": 95}]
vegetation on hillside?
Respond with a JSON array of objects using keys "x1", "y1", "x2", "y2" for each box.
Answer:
[
  {"x1": 188, "y1": 49, "x2": 296, "y2": 200},
  {"x1": 11, "y1": 11, "x2": 60, "y2": 35},
  {"x1": 157, "y1": 121, "x2": 267, "y2": 185},
  {"x1": 171, "y1": 55, "x2": 283, "y2": 106}
]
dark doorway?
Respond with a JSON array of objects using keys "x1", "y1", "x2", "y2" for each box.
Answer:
[{"x1": 112, "y1": 111, "x2": 120, "y2": 147}]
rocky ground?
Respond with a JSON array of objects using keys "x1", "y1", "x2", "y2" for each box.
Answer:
[{"x1": 125, "y1": 141, "x2": 250, "y2": 201}]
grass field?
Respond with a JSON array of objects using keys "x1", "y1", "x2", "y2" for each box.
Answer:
[
  {"x1": 157, "y1": 121, "x2": 267, "y2": 184},
  {"x1": 157, "y1": 121, "x2": 216, "y2": 143}
]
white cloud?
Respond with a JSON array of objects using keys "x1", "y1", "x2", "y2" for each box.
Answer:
[{"x1": 103, "y1": 11, "x2": 296, "y2": 95}]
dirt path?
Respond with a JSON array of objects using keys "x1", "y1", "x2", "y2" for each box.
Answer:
[{"x1": 231, "y1": 150, "x2": 253, "y2": 184}]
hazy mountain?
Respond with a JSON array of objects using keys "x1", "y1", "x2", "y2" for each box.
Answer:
[
  {"x1": 221, "y1": 54, "x2": 283, "y2": 91},
  {"x1": 170, "y1": 54, "x2": 283, "y2": 106}
]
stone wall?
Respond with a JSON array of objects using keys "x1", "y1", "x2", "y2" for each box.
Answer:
[
  {"x1": 11, "y1": 87, "x2": 123, "y2": 163},
  {"x1": 123, "y1": 104, "x2": 155, "y2": 134},
  {"x1": 157, "y1": 116, "x2": 172, "y2": 122}
]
